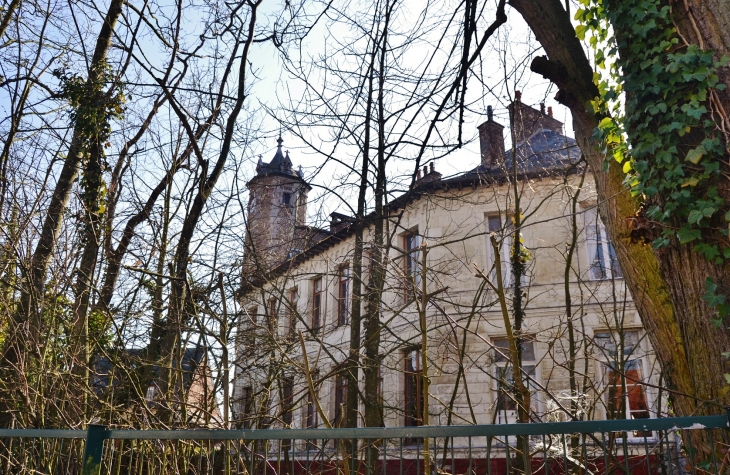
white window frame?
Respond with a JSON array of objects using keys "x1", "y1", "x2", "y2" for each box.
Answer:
[
  {"x1": 336, "y1": 265, "x2": 351, "y2": 327},
  {"x1": 267, "y1": 297, "x2": 278, "y2": 334},
  {"x1": 491, "y1": 336, "x2": 541, "y2": 426},
  {"x1": 584, "y1": 207, "x2": 622, "y2": 280},
  {"x1": 486, "y1": 214, "x2": 510, "y2": 287},
  {"x1": 486, "y1": 214, "x2": 528, "y2": 288},
  {"x1": 595, "y1": 330, "x2": 655, "y2": 441},
  {"x1": 403, "y1": 230, "x2": 421, "y2": 300},
  {"x1": 311, "y1": 277, "x2": 323, "y2": 333},
  {"x1": 287, "y1": 287, "x2": 298, "y2": 337},
  {"x1": 145, "y1": 383, "x2": 157, "y2": 402},
  {"x1": 247, "y1": 305, "x2": 258, "y2": 350}
]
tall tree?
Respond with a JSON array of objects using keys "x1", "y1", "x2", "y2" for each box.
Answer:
[
  {"x1": 0, "y1": 0, "x2": 125, "y2": 425},
  {"x1": 152, "y1": 0, "x2": 263, "y2": 421},
  {"x1": 508, "y1": 0, "x2": 730, "y2": 419}
]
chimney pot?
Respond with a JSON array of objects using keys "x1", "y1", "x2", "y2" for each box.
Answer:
[
  {"x1": 548, "y1": 106, "x2": 553, "y2": 117},
  {"x1": 423, "y1": 166, "x2": 428, "y2": 175},
  {"x1": 417, "y1": 169, "x2": 422, "y2": 180},
  {"x1": 430, "y1": 162, "x2": 434, "y2": 174},
  {"x1": 487, "y1": 105, "x2": 493, "y2": 121},
  {"x1": 515, "y1": 90, "x2": 522, "y2": 102},
  {"x1": 540, "y1": 103, "x2": 545, "y2": 115}
]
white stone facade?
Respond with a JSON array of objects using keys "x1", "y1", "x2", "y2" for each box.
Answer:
[{"x1": 233, "y1": 102, "x2": 660, "y2": 438}]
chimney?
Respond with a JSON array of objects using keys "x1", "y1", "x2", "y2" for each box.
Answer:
[
  {"x1": 416, "y1": 161, "x2": 442, "y2": 186},
  {"x1": 477, "y1": 105, "x2": 506, "y2": 168},
  {"x1": 509, "y1": 99, "x2": 564, "y2": 146},
  {"x1": 330, "y1": 212, "x2": 354, "y2": 233}
]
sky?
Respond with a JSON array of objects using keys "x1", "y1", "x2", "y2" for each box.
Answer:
[{"x1": 242, "y1": 0, "x2": 576, "y2": 216}]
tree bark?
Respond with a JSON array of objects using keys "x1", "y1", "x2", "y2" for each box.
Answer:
[{"x1": 509, "y1": 0, "x2": 730, "y2": 419}]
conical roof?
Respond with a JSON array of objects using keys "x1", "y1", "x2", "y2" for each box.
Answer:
[
  {"x1": 269, "y1": 137, "x2": 287, "y2": 169},
  {"x1": 252, "y1": 136, "x2": 308, "y2": 184}
]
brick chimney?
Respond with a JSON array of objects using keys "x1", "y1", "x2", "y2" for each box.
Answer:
[
  {"x1": 329, "y1": 212, "x2": 355, "y2": 233},
  {"x1": 415, "y1": 162, "x2": 442, "y2": 186},
  {"x1": 477, "y1": 105, "x2": 506, "y2": 168},
  {"x1": 508, "y1": 91, "x2": 564, "y2": 146}
]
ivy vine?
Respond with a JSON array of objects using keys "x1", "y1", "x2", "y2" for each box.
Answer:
[
  {"x1": 577, "y1": 0, "x2": 728, "y2": 249},
  {"x1": 54, "y1": 61, "x2": 126, "y2": 234},
  {"x1": 576, "y1": 0, "x2": 730, "y2": 314}
]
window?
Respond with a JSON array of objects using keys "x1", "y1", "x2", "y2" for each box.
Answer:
[
  {"x1": 365, "y1": 247, "x2": 375, "y2": 278},
  {"x1": 492, "y1": 337, "x2": 539, "y2": 426},
  {"x1": 145, "y1": 383, "x2": 157, "y2": 402},
  {"x1": 595, "y1": 331, "x2": 653, "y2": 439},
  {"x1": 249, "y1": 190, "x2": 258, "y2": 211},
  {"x1": 267, "y1": 298, "x2": 277, "y2": 333},
  {"x1": 305, "y1": 388, "x2": 319, "y2": 449},
  {"x1": 377, "y1": 360, "x2": 384, "y2": 405},
  {"x1": 283, "y1": 192, "x2": 292, "y2": 206},
  {"x1": 312, "y1": 277, "x2": 323, "y2": 333},
  {"x1": 239, "y1": 386, "x2": 253, "y2": 429},
  {"x1": 305, "y1": 391, "x2": 318, "y2": 429},
  {"x1": 584, "y1": 207, "x2": 622, "y2": 280},
  {"x1": 337, "y1": 265, "x2": 350, "y2": 326},
  {"x1": 281, "y1": 377, "x2": 294, "y2": 427},
  {"x1": 334, "y1": 372, "x2": 348, "y2": 428},
  {"x1": 486, "y1": 214, "x2": 518, "y2": 287},
  {"x1": 247, "y1": 306, "x2": 258, "y2": 349},
  {"x1": 403, "y1": 231, "x2": 420, "y2": 300},
  {"x1": 288, "y1": 288, "x2": 298, "y2": 337},
  {"x1": 404, "y1": 348, "x2": 424, "y2": 429}
]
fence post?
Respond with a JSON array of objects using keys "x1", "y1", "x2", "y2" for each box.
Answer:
[{"x1": 82, "y1": 424, "x2": 107, "y2": 475}]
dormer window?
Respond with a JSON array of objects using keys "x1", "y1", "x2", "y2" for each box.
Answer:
[{"x1": 282, "y1": 192, "x2": 292, "y2": 206}]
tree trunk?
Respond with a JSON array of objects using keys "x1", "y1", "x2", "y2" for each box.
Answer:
[
  {"x1": 155, "y1": 1, "x2": 260, "y2": 419},
  {"x1": 509, "y1": 0, "x2": 730, "y2": 422},
  {"x1": 0, "y1": 0, "x2": 124, "y2": 427}
]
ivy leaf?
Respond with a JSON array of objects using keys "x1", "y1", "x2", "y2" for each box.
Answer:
[
  {"x1": 685, "y1": 145, "x2": 705, "y2": 164},
  {"x1": 681, "y1": 177, "x2": 699, "y2": 187},
  {"x1": 695, "y1": 243, "x2": 720, "y2": 261},
  {"x1": 677, "y1": 227, "x2": 701, "y2": 244},
  {"x1": 688, "y1": 209, "x2": 704, "y2": 224},
  {"x1": 701, "y1": 205, "x2": 716, "y2": 218},
  {"x1": 576, "y1": 24, "x2": 588, "y2": 40},
  {"x1": 597, "y1": 117, "x2": 614, "y2": 129}
]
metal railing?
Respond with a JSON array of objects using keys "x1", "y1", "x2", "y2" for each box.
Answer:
[{"x1": 0, "y1": 415, "x2": 728, "y2": 474}]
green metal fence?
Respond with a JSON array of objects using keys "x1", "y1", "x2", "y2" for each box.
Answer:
[{"x1": 0, "y1": 415, "x2": 728, "y2": 474}]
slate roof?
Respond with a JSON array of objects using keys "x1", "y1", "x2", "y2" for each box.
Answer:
[
  {"x1": 239, "y1": 122, "x2": 582, "y2": 293},
  {"x1": 254, "y1": 137, "x2": 307, "y2": 182},
  {"x1": 463, "y1": 128, "x2": 581, "y2": 179}
]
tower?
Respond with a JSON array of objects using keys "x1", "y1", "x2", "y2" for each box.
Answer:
[{"x1": 243, "y1": 137, "x2": 310, "y2": 276}]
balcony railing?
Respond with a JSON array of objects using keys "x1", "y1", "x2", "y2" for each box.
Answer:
[{"x1": 0, "y1": 414, "x2": 728, "y2": 474}]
